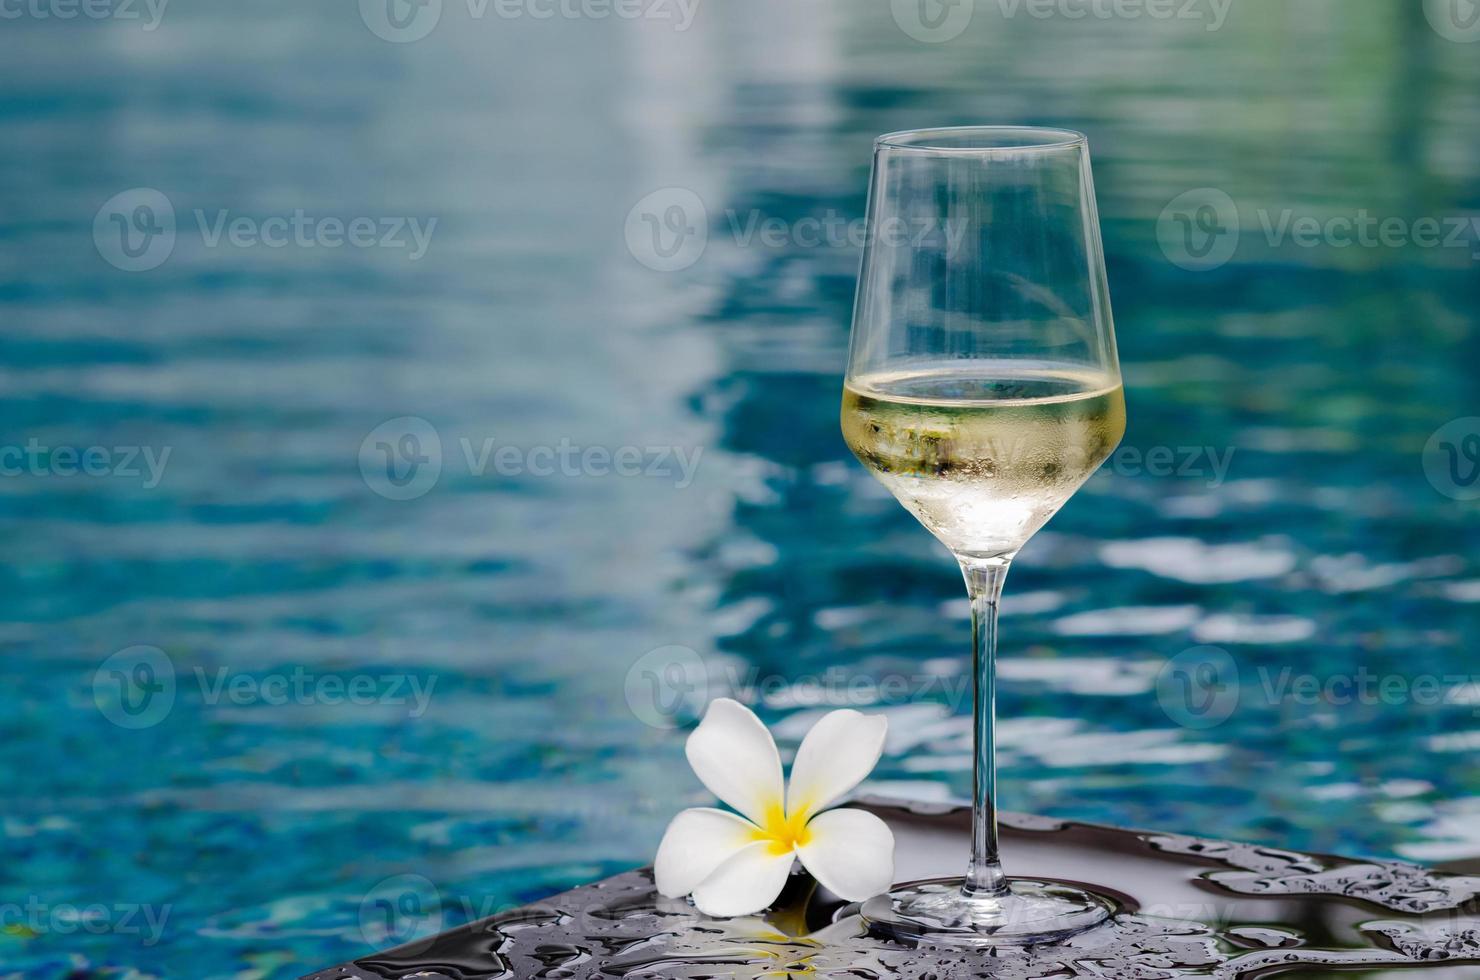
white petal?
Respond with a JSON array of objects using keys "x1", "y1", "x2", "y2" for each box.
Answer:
[
  {"x1": 785, "y1": 709, "x2": 887, "y2": 820},
  {"x1": 690, "y1": 841, "x2": 797, "y2": 917},
  {"x1": 653, "y1": 808, "x2": 759, "y2": 898},
  {"x1": 796, "y1": 808, "x2": 894, "y2": 901},
  {"x1": 685, "y1": 698, "x2": 784, "y2": 826}
]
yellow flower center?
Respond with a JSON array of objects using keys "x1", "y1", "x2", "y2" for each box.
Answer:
[{"x1": 754, "y1": 802, "x2": 812, "y2": 856}]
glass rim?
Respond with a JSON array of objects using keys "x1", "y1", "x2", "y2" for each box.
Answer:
[{"x1": 874, "y1": 126, "x2": 1087, "y2": 153}]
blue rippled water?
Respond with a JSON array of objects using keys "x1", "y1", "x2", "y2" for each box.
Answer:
[{"x1": 2, "y1": 1, "x2": 1479, "y2": 976}]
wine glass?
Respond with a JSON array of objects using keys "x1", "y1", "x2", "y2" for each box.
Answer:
[{"x1": 841, "y1": 127, "x2": 1125, "y2": 945}]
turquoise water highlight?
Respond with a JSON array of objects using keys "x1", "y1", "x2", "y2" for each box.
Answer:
[{"x1": 1, "y1": 1, "x2": 1479, "y2": 976}]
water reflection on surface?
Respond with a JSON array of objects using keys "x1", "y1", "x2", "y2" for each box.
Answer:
[{"x1": 1, "y1": 0, "x2": 1477, "y2": 974}]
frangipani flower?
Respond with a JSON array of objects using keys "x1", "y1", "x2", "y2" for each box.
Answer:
[{"x1": 655, "y1": 698, "x2": 894, "y2": 917}]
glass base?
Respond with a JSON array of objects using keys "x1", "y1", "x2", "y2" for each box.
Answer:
[{"x1": 861, "y1": 877, "x2": 1115, "y2": 947}]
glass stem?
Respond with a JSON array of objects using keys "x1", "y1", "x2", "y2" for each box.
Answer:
[{"x1": 959, "y1": 555, "x2": 1012, "y2": 899}]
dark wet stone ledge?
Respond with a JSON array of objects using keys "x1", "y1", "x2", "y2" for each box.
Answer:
[{"x1": 302, "y1": 797, "x2": 1480, "y2": 979}]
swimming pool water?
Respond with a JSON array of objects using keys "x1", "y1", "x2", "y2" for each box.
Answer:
[{"x1": 2, "y1": 1, "x2": 1478, "y2": 976}]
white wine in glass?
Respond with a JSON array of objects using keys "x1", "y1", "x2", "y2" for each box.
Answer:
[
  {"x1": 842, "y1": 363, "x2": 1124, "y2": 560},
  {"x1": 843, "y1": 127, "x2": 1125, "y2": 945}
]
